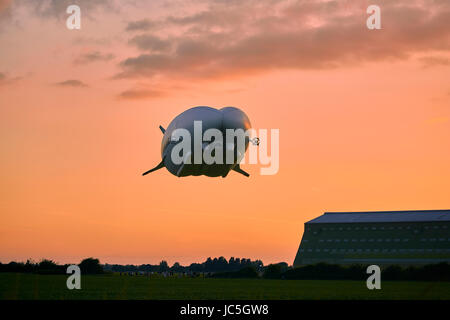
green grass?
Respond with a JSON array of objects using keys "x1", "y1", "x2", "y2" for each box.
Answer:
[{"x1": 0, "y1": 273, "x2": 449, "y2": 300}]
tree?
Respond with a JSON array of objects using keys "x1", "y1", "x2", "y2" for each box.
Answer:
[
  {"x1": 171, "y1": 262, "x2": 184, "y2": 272},
  {"x1": 158, "y1": 260, "x2": 169, "y2": 272},
  {"x1": 263, "y1": 264, "x2": 284, "y2": 279},
  {"x1": 79, "y1": 258, "x2": 103, "y2": 274}
]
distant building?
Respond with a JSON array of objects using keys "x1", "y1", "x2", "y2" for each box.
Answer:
[{"x1": 293, "y1": 210, "x2": 450, "y2": 266}]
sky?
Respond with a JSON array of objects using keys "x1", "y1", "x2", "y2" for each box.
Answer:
[{"x1": 0, "y1": 0, "x2": 449, "y2": 266}]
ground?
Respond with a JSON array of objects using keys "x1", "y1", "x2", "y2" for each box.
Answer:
[{"x1": 0, "y1": 273, "x2": 449, "y2": 300}]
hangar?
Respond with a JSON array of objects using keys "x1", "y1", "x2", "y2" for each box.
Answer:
[{"x1": 293, "y1": 210, "x2": 450, "y2": 266}]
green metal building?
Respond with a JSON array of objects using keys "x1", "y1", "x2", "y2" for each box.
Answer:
[{"x1": 293, "y1": 210, "x2": 450, "y2": 266}]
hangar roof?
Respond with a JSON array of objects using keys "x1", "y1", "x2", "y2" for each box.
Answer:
[{"x1": 306, "y1": 210, "x2": 450, "y2": 224}]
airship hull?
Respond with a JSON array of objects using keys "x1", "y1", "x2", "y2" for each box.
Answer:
[{"x1": 143, "y1": 106, "x2": 252, "y2": 178}]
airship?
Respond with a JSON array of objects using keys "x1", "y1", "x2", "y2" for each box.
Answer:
[{"x1": 142, "y1": 106, "x2": 257, "y2": 178}]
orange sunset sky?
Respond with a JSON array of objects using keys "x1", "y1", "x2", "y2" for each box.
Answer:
[{"x1": 0, "y1": 0, "x2": 449, "y2": 266}]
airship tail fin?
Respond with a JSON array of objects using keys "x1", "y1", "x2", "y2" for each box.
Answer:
[
  {"x1": 142, "y1": 160, "x2": 165, "y2": 176},
  {"x1": 159, "y1": 125, "x2": 166, "y2": 134},
  {"x1": 232, "y1": 165, "x2": 250, "y2": 177}
]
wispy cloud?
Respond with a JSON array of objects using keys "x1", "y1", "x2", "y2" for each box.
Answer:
[
  {"x1": 125, "y1": 18, "x2": 155, "y2": 32},
  {"x1": 0, "y1": 0, "x2": 13, "y2": 29},
  {"x1": 128, "y1": 34, "x2": 172, "y2": 52},
  {"x1": 419, "y1": 56, "x2": 450, "y2": 68},
  {"x1": 118, "y1": 87, "x2": 166, "y2": 100},
  {"x1": 115, "y1": 0, "x2": 450, "y2": 82},
  {"x1": 54, "y1": 79, "x2": 88, "y2": 87},
  {"x1": 0, "y1": 71, "x2": 22, "y2": 86},
  {"x1": 73, "y1": 51, "x2": 115, "y2": 65},
  {"x1": 0, "y1": 72, "x2": 9, "y2": 86},
  {"x1": 0, "y1": 0, "x2": 12, "y2": 13}
]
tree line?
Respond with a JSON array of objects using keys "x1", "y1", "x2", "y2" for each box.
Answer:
[
  {"x1": 0, "y1": 258, "x2": 104, "y2": 274},
  {"x1": 212, "y1": 262, "x2": 450, "y2": 281},
  {"x1": 2, "y1": 257, "x2": 449, "y2": 281},
  {"x1": 104, "y1": 256, "x2": 264, "y2": 273},
  {"x1": 0, "y1": 256, "x2": 265, "y2": 274}
]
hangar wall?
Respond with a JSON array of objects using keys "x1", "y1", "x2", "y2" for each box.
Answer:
[{"x1": 293, "y1": 210, "x2": 450, "y2": 266}]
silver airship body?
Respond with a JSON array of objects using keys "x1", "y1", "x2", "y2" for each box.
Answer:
[{"x1": 143, "y1": 106, "x2": 253, "y2": 177}]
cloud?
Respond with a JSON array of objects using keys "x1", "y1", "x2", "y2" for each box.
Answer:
[
  {"x1": 125, "y1": 18, "x2": 155, "y2": 32},
  {"x1": 73, "y1": 51, "x2": 115, "y2": 65},
  {"x1": 0, "y1": 72, "x2": 22, "y2": 86},
  {"x1": 0, "y1": 72, "x2": 9, "y2": 86},
  {"x1": 0, "y1": 0, "x2": 12, "y2": 13},
  {"x1": 0, "y1": 0, "x2": 13, "y2": 29},
  {"x1": 128, "y1": 34, "x2": 172, "y2": 52},
  {"x1": 115, "y1": 0, "x2": 450, "y2": 82},
  {"x1": 118, "y1": 87, "x2": 166, "y2": 100},
  {"x1": 419, "y1": 56, "x2": 450, "y2": 67},
  {"x1": 55, "y1": 79, "x2": 88, "y2": 87}
]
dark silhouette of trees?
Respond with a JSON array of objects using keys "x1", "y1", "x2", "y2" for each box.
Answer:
[
  {"x1": 158, "y1": 260, "x2": 169, "y2": 273},
  {"x1": 37, "y1": 259, "x2": 63, "y2": 274},
  {"x1": 0, "y1": 259, "x2": 65, "y2": 274},
  {"x1": 103, "y1": 256, "x2": 264, "y2": 274},
  {"x1": 212, "y1": 266, "x2": 259, "y2": 278},
  {"x1": 263, "y1": 263, "x2": 288, "y2": 279},
  {"x1": 3, "y1": 256, "x2": 448, "y2": 281},
  {"x1": 79, "y1": 258, "x2": 104, "y2": 274},
  {"x1": 171, "y1": 262, "x2": 184, "y2": 273}
]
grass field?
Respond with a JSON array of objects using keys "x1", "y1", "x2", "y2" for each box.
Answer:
[{"x1": 1, "y1": 273, "x2": 449, "y2": 300}]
